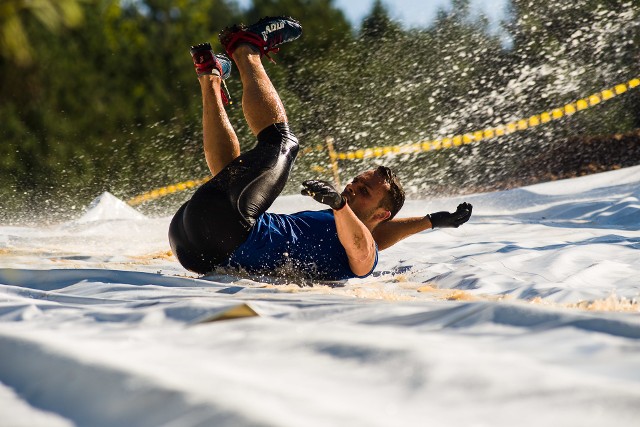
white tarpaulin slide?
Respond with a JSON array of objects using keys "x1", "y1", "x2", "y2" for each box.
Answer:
[{"x1": 1, "y1": 165, "x2": 639, "y2": 427}]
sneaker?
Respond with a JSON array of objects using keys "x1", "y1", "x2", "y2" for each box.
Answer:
[
  {"x1": 219, "y1": 16, "x2": 302, "y2": 62},
  {"x1": 189, "y1": 43, "x2": 232, "y2": 79},
  {"x1": 190, "y1": 43, "x2": 233, "y2": 105}
]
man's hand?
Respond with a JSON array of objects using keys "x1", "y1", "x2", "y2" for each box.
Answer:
[
  {"x1": 301, "y1": 180, "x2": 346, "y2": 210},
  {"x1": 428, "y1": 202, "x2": 473, "y2": 228}
]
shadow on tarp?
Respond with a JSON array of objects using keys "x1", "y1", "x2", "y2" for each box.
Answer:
[
  {"x1": 0, "y1": 333, "x2": 260, "y2": 427},
  {"x1": 0, "y1": 268, "x2": 261, "y2": 325},
  {"x1": 471, "y1": 181, "x2": 640, "y2": 231},
  {"x1": 0, "y1": 268, "x2": 217, "y2": 291},
  {"x1": 362, "y1": 300, "x2": 640, "y2": 340}
]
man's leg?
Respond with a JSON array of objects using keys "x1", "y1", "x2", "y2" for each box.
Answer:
[
  {"x1": 218, "y1": 16, "x2": 301, "y2": 135},
  {"x1": 233, "y1": 44, "x2": 288, "y2": 136},
  {"x1": 170, "y1": 18, "x2": 302, "y2": 274},
  {"x1": 200, "y1": 74, "x2": 240, "y2": 176}
]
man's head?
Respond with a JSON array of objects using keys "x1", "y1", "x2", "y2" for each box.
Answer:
[{"x1": 342, "y1": 166, "x2": 405, "y2": 228}]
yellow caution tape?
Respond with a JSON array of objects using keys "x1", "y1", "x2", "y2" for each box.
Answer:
[
  {"x1": 127, "y1": 176, "x2": 211, "y2": 206},
  {"x1": 330, "y1": 77, "x2": 640, "y2": 160},
  {"x1": 128, "y1": 77, "x2": 639, "y2": 206}
]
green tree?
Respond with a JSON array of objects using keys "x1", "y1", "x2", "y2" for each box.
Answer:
[
  {"x1": 0, "y1": 0, "x2": 244, "y2": 219},
  {"x1": 360, "y1": 0, "x2": 401, "y2": 40},
  {"x1": 0, "y1": 0, "x2": 85, "y2": 65},
  {"x1": 503, "y1": 0, "x2": 640, "y2": 132}
]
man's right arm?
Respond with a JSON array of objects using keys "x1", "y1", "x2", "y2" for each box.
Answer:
[
  {"x1": 372, "y1": 216, "x2": 433, "y2": 251},
  {"x1": 372, "y1": 203, "x2": 473, "y2": 250}
]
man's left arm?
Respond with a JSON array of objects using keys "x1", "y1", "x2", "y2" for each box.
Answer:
[
  {"x1": 332, "y1": 203, "x2": 377, "y2": 276},
  {"x1": 301, "y1": 180, "x2": 377, "y2": 276},
  {"x1": 373, "y1": 202, "x2": 473, "y2": 250}
]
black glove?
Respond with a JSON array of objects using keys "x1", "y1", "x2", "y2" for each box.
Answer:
[
  {"x1": 428, "y1": 202, "x2": 473, "y2": 228},
  {"x1": 301, "y1": 180, "x2": 346, "y2": 210}
]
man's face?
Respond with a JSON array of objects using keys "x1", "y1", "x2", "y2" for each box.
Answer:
[{"x1": 341, "y1": 169, "x2": 390, "y2": 223}]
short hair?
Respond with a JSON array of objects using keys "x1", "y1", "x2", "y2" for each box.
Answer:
[{"x1": 375, "y1": 165, "x2": 405, "y2": 221}]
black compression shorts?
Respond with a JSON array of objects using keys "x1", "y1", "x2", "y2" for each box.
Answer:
[{"x1": 168, "y1": 122, "x2": 299, "y2": 274}]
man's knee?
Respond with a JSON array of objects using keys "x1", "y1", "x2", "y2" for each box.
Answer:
[{"x1": 257, "y1": 122, "x2": 299, "y2": 159}]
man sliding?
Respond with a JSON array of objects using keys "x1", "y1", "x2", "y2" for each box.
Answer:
[{"x1": 169, "y1": 16, "x2": 473, "y2": 281}]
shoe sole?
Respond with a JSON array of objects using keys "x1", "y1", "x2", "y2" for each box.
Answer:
[{"x1": 219, "y1": 15, "x2": 300, "y2": 49}]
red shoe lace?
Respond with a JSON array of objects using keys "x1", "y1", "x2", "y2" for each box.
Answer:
[{"x1": 224, "y1": 31, "x2": 283, "y2": 64}]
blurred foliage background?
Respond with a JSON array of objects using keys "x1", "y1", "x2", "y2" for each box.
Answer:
[{"x1": 1, "y1": 0, "x2": 639, "y2": 223}]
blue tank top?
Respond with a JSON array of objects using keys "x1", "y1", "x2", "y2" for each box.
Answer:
[{"x1": 228, "y1": 210, "x2": 378, "y2": 281}]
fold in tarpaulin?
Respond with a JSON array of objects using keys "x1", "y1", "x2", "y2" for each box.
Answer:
[{"x1": 193, "y1": 303, "x2": 259, "y2": 324}]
